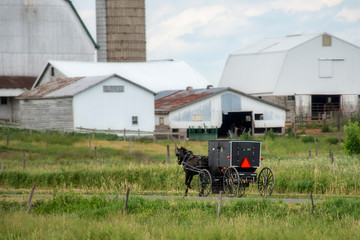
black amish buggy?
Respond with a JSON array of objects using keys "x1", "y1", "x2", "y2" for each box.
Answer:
[{"x1": 176, "y1": 140, "x2": 275, "y2": 197}]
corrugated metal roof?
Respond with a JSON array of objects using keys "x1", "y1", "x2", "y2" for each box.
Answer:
[
  {"x1": 0, "y1": 76, "x2": 36, "y2": 89},
  {"x1": 19, "y1": 74, "x2": 155, "y2": 99},
  {"x1": 34, "y1": 60, "x2": 211, "y2": 93},
  {"x1": 155, "y1": 87, "x2": 224, "y2": 113},
  {"x1": 18, "y1": 77, "x2": 83, "y2": 99},
  {"x1": 155, "y1": 87, "x2": 287, "y2": 113}
]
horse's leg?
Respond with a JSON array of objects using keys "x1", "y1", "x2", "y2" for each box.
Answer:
[
  {"x1": 188, "y1": 174, "x2": 194, "y2": 189},
  {"x1": 184, "y1": 172, "x2": 190, "y2": 197}
]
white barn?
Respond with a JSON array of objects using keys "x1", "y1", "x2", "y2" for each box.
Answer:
[
  {"x1": 219, "y1": 33, "x2": 360, "y2": 120},
  {"x1": 17, "y1": 74, "x2": 155, "y2": 132},
  {"x1": 33, "y1": 60, "x2": 212, "y2": 93},
  {"x1": 155, "y1": 87, "x2": 287, "y2": 137}
]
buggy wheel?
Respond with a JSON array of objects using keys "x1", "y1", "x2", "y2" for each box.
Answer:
[
  {"x1": 238, "y1": 179, "x2": 246, "y2": 198},
  {"x1": 197, "y1": 169, "x2": 212, "y2": 197},
  {"x1": 223, "y1": 167, "x2": 240, "y2": 197},
  {"x1": 258, "y1": 167, "x2": 275, "y2": 197}
]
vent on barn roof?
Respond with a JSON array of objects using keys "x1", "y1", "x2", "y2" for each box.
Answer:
[
  {"x1": 186, "y1": 86, "x2": 193, "y2": 91},
  {"x1": 207, "y1": 85, "x2": 213, "y2": 89}
]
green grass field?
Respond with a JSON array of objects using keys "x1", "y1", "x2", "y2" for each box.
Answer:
[{"x1": 1, "y1": 128, "x2": 360, "y2": 239}]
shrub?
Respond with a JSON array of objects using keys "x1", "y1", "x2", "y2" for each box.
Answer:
[
  {"x1": 302, "y1": 135, "x2": 314, "y2": 143},
  {"x1": 343, "y1": 121, "x2": 360, "y2": 155},
  {"x1": 327, "y1": 137, "x2": 340, "y2": 145},
  {"x1": 322, "y1": 125, "x2": 331, "y2": 133}
]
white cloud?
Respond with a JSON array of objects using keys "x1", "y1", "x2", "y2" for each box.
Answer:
[
  {"x1": 147, "y1": 5, "x2": 249, "y2": 54},
  {"x1": 270, "y1": 0, "x2": 343, "y2": 12},
  {"x1": 336, "y1": 8, "x2": 360, "y2": 22}
]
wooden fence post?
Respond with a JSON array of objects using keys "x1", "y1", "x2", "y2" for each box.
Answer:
[
  {"x1": 310, "y1": 191, "x2": 315, "y2": 217},
  {"x1": 167, "y1": 145, "x2": 170, "y2": 164},
  {"x1": 27, "y1": 182, "x2": 37, "y2": 213},
  {"x1": 124, "y1": 188, "x2": 130, "y2": 212},
  {"x1": 1, "y1": 157, "x2": 4, "y2": 172},
  {"x1": 129, "y1": 139, "x2": 132, "y2": 154},
  {"x1": 6, "y1": 127, "x2": 10, "y2": 146},
  {"x1": 88, "y1": 135, "x2": 91, "y2": 153},
  {"x1": 330, "y1": 150, "x2": 335, "y2": 173},
  {"x1": 217, "y1": 191, "x2": 223, "y2": 218},
  {"x1": 95, "y1": 147, "x2": 98, "y2": 166},
  {"x1": 23, "y1": 152, "x2": 26, "y2": 172},
  {"x1": 308, "y1": 150, "x2": 311, "y2": 160}
]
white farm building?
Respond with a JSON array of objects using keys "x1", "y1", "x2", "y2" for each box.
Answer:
[
  {"x1": 33, "y1": 60, "x2": 212, "y2": 93},
  {"x1": 219, "y1": 33, "x2": 360, "y2": 121},
  {"x1": 155, "y1": 87, "x2": 287, "y2": 138},
  {"x1": 17, "y1": 74, "x2": 155, "y2": 132}
]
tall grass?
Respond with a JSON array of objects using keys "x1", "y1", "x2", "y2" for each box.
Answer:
[
  {"x1": 1, "y1": 128, "x2": 359, "y2": 196},
  {"x1": 1, "y1": 194, "x2": 360, "y2": 239}
]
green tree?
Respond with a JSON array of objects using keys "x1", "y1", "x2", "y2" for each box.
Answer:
[{"x1": 343, "y1": 121, "x2": 360, "y2": 155}]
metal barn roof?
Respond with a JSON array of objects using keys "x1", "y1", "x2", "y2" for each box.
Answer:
[
  {"x1": 155, "y1": 87, "x2": 287, "y2": 113},
  {"x1": 219, "y1": 33, "x2": 360, "y2": 95},
  {"x1": 35, "y1": 60, "x2": 211, "y2": 93},
  {"x1": 18, "y1": 74, "x2": 154, "y2": 99},
  {"x1": 0, "y1": 76, "x2": 36, "y2": 89}
]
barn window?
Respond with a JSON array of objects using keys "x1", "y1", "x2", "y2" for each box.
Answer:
[
  {"x1": 192, "y1": 114, "x2": 202, "y2": 121},
  {"x1": 322, "y1": 34, "x2": 332, "y2": 47},
  {"x1": 51, "y1": 67, "x2": 55, "y2": 77},
  {"x1": 103, "y1": 85, "x2": 124, "y2": 92},
  {"x1": 159, "y1": 117, "x2": 164, "y2": 125},
  {"x1": 132, "y1": 116, "x2": 138, "y2": 125},
  {"x1": 1, "y1": 97, "x2": 7, "y2": 105},
  {"x1": 255, "y1": 114, "x2": 263, "y2": 120},
  {"x1": 319, "y1": 59, "x2": 333, "y2": 78}
]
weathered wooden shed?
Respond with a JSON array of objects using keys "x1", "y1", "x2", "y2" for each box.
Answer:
[
  {"x1": 219, "y1": 33, "x2": 360, "y2": 120},
  {"x1": 0, "y1": 77, "x2": 36, "y2": 122},
  {"x1": 155, "y1": 87, "x2": 287, "y2": 138},
  {"x1": 17, "y1": 74, "x2": 155, "y2": 132}
]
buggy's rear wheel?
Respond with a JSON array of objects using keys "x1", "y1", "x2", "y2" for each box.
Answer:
[
  {"x1": 223, "y1": 167, "x2": 240, "y2": 197},
  {"x1": 197, "y1": 169, "x2": 212, "y2": 197},
  {"x1": 258, "y1": 167, "x2": 275, "y2": 197},
  {"x1": 238, "y1": 179, "x2": 246, "y2": 198}
]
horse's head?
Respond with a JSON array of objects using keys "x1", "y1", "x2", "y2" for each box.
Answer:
[{"x1": 176, "y1": 146, "x2": 188, "y2": 165}]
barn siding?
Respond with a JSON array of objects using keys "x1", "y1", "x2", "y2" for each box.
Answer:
[
  {"x1": 0, "y1": 0, "x2": 95, "y2": 77},
  {"x1": 167, "y1": 91, "x2": 286, "y2": 130},
  {"x1": 20, "y1": 98, "x2": 73, "y2": 130},
  {"x1": 73, "y1": 76, "x2": 154, "y2": 131}
]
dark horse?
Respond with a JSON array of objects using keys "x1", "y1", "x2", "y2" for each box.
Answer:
[{"x1": 176, "y1": 147, "x2": 208, "y2": 196}]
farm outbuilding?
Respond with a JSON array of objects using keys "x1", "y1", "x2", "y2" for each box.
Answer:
[
  {"x1": 17, "y1": 74, "x2": 155, "y2": 132},
  {"x1": 155, "y1": 87, "x2": 287, "y2": 138},
  {"x1": 32, "y1": 60, "x2": 211, "y2": 93},
  {"x1": 219, "y1": 33, "x2": 360, "y2": 121}
]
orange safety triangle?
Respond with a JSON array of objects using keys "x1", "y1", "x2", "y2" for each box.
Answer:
[{"x1": 241, "y1": 158, "x2": 251, "y2": 168}]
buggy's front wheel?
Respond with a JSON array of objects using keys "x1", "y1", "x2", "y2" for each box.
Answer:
[
  {"x1": 197, "y1": 169, "x2": 212, "y2": 197},
  {"x1": 258, "y1": 167, "x2": 275, "y2": 197}
]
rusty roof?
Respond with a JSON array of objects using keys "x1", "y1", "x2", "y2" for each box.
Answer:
[
  {"x1": 155, "y1": 87, "x2": 288, "y2": 113},
  {"x1": 155, "y1": 88, "x2": 226, "y2": 113},
  {"x1": 0, "y1": 76, "x2": 37, "y2": 89},
  {"x1": 17, "y1": 77, "x2": 83, "y2": 99}
]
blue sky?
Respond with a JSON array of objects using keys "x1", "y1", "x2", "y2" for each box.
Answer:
[{"x1": 72, "y1": 0, "x2": 360, "y2": 85}]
